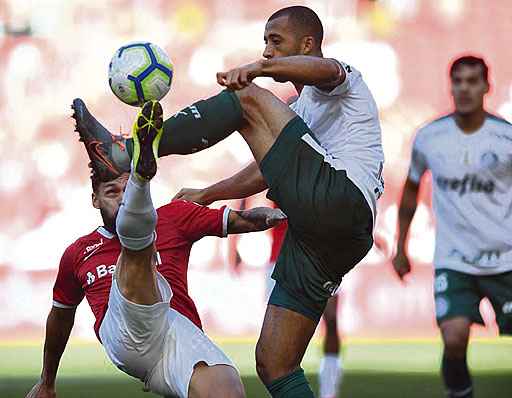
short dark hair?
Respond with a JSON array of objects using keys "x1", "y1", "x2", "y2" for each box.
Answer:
[
  {"x1": 450, "y1": 55, "x2": 489, "y2": 83},
  {"x1": 268, "y1": 6, "x2": 324, "y2": 48}
]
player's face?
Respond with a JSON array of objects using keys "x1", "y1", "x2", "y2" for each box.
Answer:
[
  {"x1": 92, "y1": 173, "x2": 129, "y2": 232},
  {"x1": 451, "y1": 65, "x2": 489, "y2": 115},
  {"x1": 263, "y1": 16, "x2": 304, "y2": 59}
]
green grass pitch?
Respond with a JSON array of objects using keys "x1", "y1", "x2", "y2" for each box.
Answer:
[{"x1": 1, "y1": 338, "x2": 510, "y2": 397}]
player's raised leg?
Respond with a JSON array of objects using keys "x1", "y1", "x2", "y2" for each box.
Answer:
[
  {"x1": 71, "y1": 90, "x2": 245, "y2": 179},
  {"x1": 114, "y1": 99, "x2": 163, "y2": 305},
  {"x1": 440, "y1": 318, "x2": 473, "y2": 398},
  {"x1": 71, "y1": 82, "x2": 295, "y2": 177},
  {"x1": 319, "y1": 296, "x2": 343, "y2": 398}
]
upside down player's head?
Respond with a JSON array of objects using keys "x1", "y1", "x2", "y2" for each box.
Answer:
[
  {"x1": 450, "y1": 55, "x2": 489, "y2": 116},
  {"x1": 91, "y1": 170, "x2": 129, "y2": 233},
  {"x1": 263, "y1": 6, "x2": 323, "y2": 60}
]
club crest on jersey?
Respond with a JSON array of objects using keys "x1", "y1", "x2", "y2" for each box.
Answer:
[{"x1": 480, "y1": 151, "x2": 499, "y2": 169}]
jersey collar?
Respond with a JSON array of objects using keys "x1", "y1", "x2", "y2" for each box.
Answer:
[{"x1": 97, "y1": 226, "x2": 115, "y2": 239}]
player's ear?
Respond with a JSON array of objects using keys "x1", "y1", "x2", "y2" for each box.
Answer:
[
  {"x1": 301, "y1": 36, "x2": 314, "y2": 55},
  {"x1": 484, "y1": 81, "x2": 490, "y2": 94},
  {"x1": 92, "y1": 192, "x2": 100, "y2": 209}
]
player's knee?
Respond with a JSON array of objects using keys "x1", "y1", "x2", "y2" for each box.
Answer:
[
  {"x1": 255, "y1": 340, "x2": 296, "y2": 385},
  {"x1": 213, "y1": 375, "x2": 245, "y2": 398},
  {"x1": 235, "y1": 84, "x2": 268, "y2": 115},
  {"x1": 442, "y1": 327, "x2": 469, "y2": 357}
]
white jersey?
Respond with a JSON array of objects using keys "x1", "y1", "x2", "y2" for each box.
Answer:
[
  {"x1": 409, "y1": 114, "x2": 512, "y2": 275},
  {"x1": 290, "y1": 61, "x2": 385, "y2": 222}
]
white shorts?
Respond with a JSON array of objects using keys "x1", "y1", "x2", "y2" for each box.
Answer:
[{"x1": 99, "y1": 271, "x2": 236, "y2": 398}]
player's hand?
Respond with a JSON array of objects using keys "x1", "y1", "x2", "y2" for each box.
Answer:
[
  {"x1": 25, "y1": 381, "x2": 56, "y2": 398},
  {"x1": 217, "y1": 61, "x2": 263, "y2": 90},
  {"x1": 262, "y1": 207, "x2": 287, "y2": 227},
  {"x1": 392, "y1": 250, "x2": 411, "y2": 280},
  {"x1": 172, "y1": 188, "x2": 212, "y2": 206}
]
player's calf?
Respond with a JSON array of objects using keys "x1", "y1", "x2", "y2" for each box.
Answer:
[
  {"x1": 255, "y1": 304, "x2": 316, "y2": 397},
  {"x1": 440, "y1": 318, "x2": 473, "y2": 398}
]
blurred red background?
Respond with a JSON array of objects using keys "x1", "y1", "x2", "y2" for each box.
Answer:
[{"x1": 1, "y1": 0, "x2": 510, "y2": 341}]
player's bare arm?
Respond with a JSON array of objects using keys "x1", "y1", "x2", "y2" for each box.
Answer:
[
  {"x1": 173, "y1": 161, "x2": 267, "y2": 205},
  {"x1": 392, "y1": 177, "x2": 421, "y2": 280},
  {"x1": 217, "y1": 56, "x2": 343, "y2": 91},
  {"x1": 26, "y1": 307, "x2": 76, "y2": 398},
  {"x1": 228, "y1": 207, "x2": 286, "y2": 234}
]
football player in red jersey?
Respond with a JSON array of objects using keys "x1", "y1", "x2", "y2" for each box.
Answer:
[{"x1": 26, "y1": 101, "x2": 286, "y2": 398}]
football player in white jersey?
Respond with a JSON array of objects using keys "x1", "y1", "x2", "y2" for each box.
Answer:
[
  {"x1": 393, "y1": 56, "x2": 512, "y2": 398},
  {"x1": 74, "y1": 6, "x2": 383, "y2": 397},
  {"x1": 173, "y1": 6, "x2": 384, "y2": 398}
]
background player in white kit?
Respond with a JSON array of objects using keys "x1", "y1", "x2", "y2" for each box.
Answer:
[
  {"x1": 393, "y1": 56, "x2": 512, "y2": 398},
  {"x1": 26, "y1": 100, "x2": 286, "y2": 398}
]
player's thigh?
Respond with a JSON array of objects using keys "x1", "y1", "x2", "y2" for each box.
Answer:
[
  {"x1": 146, "y1": 311, "x2": 239, "y2": 398},
  {"x1": 115, "y1": 244, "x2": 162, "y2": 305},
  {"x1": 478, "y1": 271, "x2": 512, "y2": 335},
  {"x1": 255, "y1": 304, "x2": 317, "y2": 381},
  {"x1": 189, "y1": 363, "x2": 245, "y2": 398},
  {"x1": 236, "y1": 83, "x2": 296, "y2": 140},
  {"x1": 270, "y1": 230, "x2": 369, "y2": 325},
  {"x1": 259, "y1": 117, "x2": 373, "y2": 244},
  {"x1": 100, "y1": 271, "x2": 172, "y2": 380},
  {"x1": 434, "y1": 269, "x2": 484, "y2": 326}
]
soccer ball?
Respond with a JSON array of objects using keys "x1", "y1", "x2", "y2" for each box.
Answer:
[{"x1": 108, "y1": 42, "x2": 173, "y2": 106}]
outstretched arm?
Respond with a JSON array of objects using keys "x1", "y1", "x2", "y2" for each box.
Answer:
[
  {"x1": 392, "y1": 177, "x2": 421, "y2": 280},
  {"x1": 25, "y1": 307, "x2": 76, "y2": 398},
  {"x1": 173, "y1": 161, "x2": 267, "y2": 205},
  {"x1": 227, "y1": 207, "x2": 286, "y2": 234},
  {"x1": 217, "y1": 56, "x2": 344, "y2": 90}
]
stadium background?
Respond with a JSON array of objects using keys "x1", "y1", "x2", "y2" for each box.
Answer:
[{"x1": 0, "y1": 0, "x2": 511, "y2": 397}]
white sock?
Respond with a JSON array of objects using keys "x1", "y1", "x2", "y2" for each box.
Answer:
[
  {"x1": 318, "y1": 354, "x2": 343, "y2": 398},
  {"x1": 116, "y1": 173, "x2": 157, "y2": 250}
]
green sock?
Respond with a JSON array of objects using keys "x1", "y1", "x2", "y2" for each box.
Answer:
[
  {"x1": 266, "y1": 368, "x2": 315, "y2": 398},
  {"x1": 125, "y1": 90, "x2": 243, "y2": 158}
]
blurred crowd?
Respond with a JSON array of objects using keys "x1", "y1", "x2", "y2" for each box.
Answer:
[{"x1": 1, "y1": 0, "x2": 511, "y2": 338}]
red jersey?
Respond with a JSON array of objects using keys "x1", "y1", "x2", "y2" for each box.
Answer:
[
  {"x1": 53, "y1": 200, "x2": 228, "y2": 341},
  {"x1": 270, "y1": 202, "x2": 288, "y2": 263}
]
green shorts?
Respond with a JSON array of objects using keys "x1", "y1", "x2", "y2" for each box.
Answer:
[
  {"x1": 434, "y1": 269, "x2": 512, "y2": 335},
  {"x1": 260, "y1": 116, "x2": 373, "y2": 322}
]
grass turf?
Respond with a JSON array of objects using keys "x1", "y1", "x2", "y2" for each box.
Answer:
[{"x1": 1, "y1": 339, "x2": 511, "y2": 397}]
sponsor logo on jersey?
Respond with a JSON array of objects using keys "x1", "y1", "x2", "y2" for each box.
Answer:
[
  {"x1": 83, "y1": 239, "x2": 105, "y2": 262},
  {"x1": 84, "y1": 239, "x2": 104, "y2": 255},
  {"x1": 436, "y1": 173, "x2": 495, "y2": 195},
  {"x1": 86, "y1": 264, "x2": 116, "y2": 285}
]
